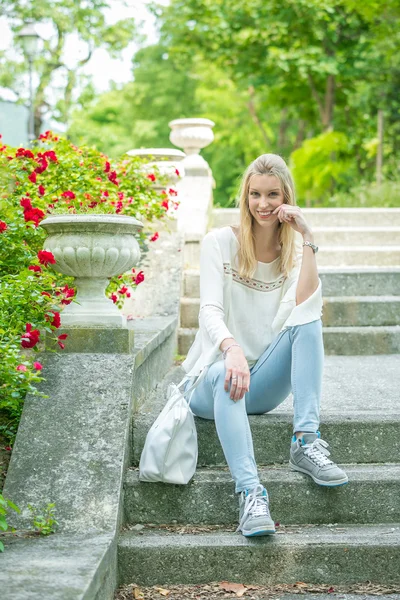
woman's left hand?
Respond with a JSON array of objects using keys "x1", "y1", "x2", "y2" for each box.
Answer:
[{"x1": 273, "y1": 204, "x2": 312, "y2": 238}]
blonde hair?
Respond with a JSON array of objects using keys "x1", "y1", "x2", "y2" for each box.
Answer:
[{"x1": 236, "y1": 153, "x2": 297, "y2": 278}]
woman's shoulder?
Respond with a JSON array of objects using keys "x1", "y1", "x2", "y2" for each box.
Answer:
[{"x1": 202, "y1": 226, "x2": 235, "y2": 249}]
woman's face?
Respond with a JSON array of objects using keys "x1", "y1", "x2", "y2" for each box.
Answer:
[{"x1": 248, "y1": 174, "x2": 285, "y2": 228}]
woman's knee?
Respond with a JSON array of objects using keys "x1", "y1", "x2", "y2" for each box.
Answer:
[{"x1": 291, "y1": 319, "x2": 323, "y2": 342}]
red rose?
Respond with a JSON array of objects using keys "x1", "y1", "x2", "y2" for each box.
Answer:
[
  {"x1": 20, "y1": 197, "x2": 32, "y2": 209},
  {"x1": 61, "y1": 190, "x2": 76, "y2": 199},
  {"x1": 44, "y1": 150, "x2": 58, "y2": 162},
  {"x1": 38, "y1": 185, "x2": 45, "y2": 196},
  {"x1": 38, "y1": 250, "x2": 56, "y2": 266},
  {"x1": 33, "y1": 362, "x2": 43, "y2": 370},
  {"x1": 161, "y1": 200, "x2": 169, "y2": 210},
  {"x1": 168, "y1": 188, "x2": 178, "y2": 196},
  {"x1": 175, "y1": 168, "x2": 180, "y2": 177},
  {"x1": 47, "y1": 311, "x2": 61, "y2": 328},
  {"x1": 57, "y1": 333, "x2": 68, "y2": 349},
  {"x1": 24, "y1": 207, "x2": 45, "y2": 226},
  {"x1": 41, "y1": 291, "x2": 51, "y2": 296},
  {"x1": 16, "y1": 364, "x2": 27, "y2": 372},
  {"x1": 104, "y1": 161, "x2": 111, "y2": 173},
  {"x1": 16, "y1": 148, "x2": 34, "y2": 159},
  {"x1": 29, "y1": 265, "x2": 42, "y2": 273},
  {"x1": 135, "y1": 271, "x2": 144, "y2": 285},
  {"x1": 28, "y1": 172, "x2": 37, "y2": 183},
  {"x1": 108, "y1": 171, "x2": 118, "y2": 185},
  {"x1": 147, "y1": 174, "x2": 156, "y2": 182},
  {"x1": 150, "y1": 232, "x2": 159, "y2": 242},
  {"x1": 0, "y1": 220, "x2": 7, "y2": 233},
  {"x1": 118, "y1": 286, "x2": 128, "y2": 295},
  {"x1": 35, "y1": 157, "x2": 48, "y2": 174},
  {"x1": 21, "y1": 323, "x2": 40, "y2": 349},
  {"x1": 111, "y1": 293, "x2": 118, "y2": 304}
]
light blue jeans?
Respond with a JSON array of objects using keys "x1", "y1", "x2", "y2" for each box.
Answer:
[{"x1": 186, "y1": 319, "x2": 324, "y2": 493}]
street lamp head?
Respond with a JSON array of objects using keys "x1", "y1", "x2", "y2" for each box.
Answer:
[{"x1": 18, "y1": 20, "x2": 40, "y2": 59}]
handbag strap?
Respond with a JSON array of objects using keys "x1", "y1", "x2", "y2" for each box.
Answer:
[{"x1": 176, "y1": 367, "x2": 209, "y2": 407}]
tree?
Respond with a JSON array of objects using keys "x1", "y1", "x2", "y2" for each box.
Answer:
[
  {"x1": 155, "y1": 0, "x2": 374, "y2": 133},
  {"x1": 0, "y1": 0, "x2": 137, "y2": 135}
]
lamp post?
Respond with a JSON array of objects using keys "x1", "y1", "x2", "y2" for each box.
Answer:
[{"x1": 18, "y1": 20, "x2": 40, "y2": 146}]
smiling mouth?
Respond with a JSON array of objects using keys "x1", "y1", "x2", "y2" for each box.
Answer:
[{"x1": 257, "y1": 211, "x2": 272, "y2": 217}]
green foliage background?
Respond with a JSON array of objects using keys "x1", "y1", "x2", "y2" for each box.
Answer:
[{"x1": 1, "y1": 0, "x2": 399, "y2": 206}]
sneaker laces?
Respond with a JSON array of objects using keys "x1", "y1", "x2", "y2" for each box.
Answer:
[
  {"x1": 303, "y1": 438, "x2": 333, "y2": 468},
  {"x1": 236, "y1": 484, "x2": 271, "y2": 532}
]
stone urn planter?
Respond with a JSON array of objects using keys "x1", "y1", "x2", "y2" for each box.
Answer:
[
  {"x1": 169, "y1": 118, "x2": 215, "y2": 176},
  {"x1": 40, "y1": 214, "x2": 143, "y2": 328},
  {"x1": 126, "y1": 148, "x2": 185, "y2": 192}
]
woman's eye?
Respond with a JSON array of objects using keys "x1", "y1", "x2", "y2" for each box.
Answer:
[{"x1": 270, "y1": 192, "x2": 278, "y2": 197}]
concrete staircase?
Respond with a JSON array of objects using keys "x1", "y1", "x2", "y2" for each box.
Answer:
[
  {"x1": 118, "y1": 355, "x2": 400, "y2": 588},
  {"x1": 115, "y1": 208, "x2": 400, "y2": 594},
  {"x1": 178, "y1": 208, "x2": 400, "y2": 356}
]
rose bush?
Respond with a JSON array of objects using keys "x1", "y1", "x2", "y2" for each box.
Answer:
[{"x1": 0, "y1": 132, "x2": 179, "y2": 442}]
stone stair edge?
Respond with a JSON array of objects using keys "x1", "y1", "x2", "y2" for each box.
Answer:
[
  {"x1": 183, "y1": 266, "x2": 400, "y2": 273},
  {"x1": 182, "y1": 295, "x2": 400, "y2": 303},
  {"x1": 119, "y1": 522, "x2": 400, "y2": 544},
  {"x1": 126, "y1": 462, "x2": 400, "y2": 483},
  {"x1": 213, "y1": 207, "x2": 400, "y2": 214},
  {"x1": 118, "y1": 523, "x2": 400, "y2": 586}
]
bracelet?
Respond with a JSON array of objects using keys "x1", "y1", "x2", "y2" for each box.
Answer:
[{"x1": 222, "y1": 343, "x2": 241, "y2": 359}]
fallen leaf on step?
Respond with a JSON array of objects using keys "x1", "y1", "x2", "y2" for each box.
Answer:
[
  {"x1": 132, "y1": 587, "x2": 143, "y2": 599},
  {"x1": 154, "y1": 587, "x2": 170, "y2": 596},
  {"x1": 219, "y1": 581, "x2": 248, "y2": 596}
]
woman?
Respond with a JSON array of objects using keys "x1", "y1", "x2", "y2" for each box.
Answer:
[{"x1": 182, "y1": 154, "x2": 348, "y2": 538}]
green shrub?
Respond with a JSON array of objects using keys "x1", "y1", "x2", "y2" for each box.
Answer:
[{"x1": 0, "y1": 132, "x2": 176, "y2": 441}]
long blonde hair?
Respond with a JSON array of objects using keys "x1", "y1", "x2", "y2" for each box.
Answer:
[{"x1": 236, "y1": 153, "x2": 297, "y2": 278}]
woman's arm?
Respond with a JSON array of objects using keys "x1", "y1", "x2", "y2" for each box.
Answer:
[
  {"x1": 296, "y1": 231, "x2": 319, "y2": 305},
  {"x1": 199, "y1": 232, "x2": 249, "y2": 400},
  {"x1": 275, "y1": 205, "x2": 319, "y2": 305}
]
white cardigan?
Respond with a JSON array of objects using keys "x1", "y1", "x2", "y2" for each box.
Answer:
[{"x1": 182, "y1": 227, "x2": 323, "y2": 376}]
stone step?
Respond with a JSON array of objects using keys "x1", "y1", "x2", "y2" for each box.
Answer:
[
  {"x1": 212, "y1": 207, "x2": 400, "y2": 228},
  {"x1": 178, "y1": 325, "x2": 400, "y2": 355},
  {"x1": 322, "y1": 296, "x2": 400, "y2": 327},
  {"x1": 320, "y1": 267, "x2": 400, "y2": 297},
  {"x1": 133, "y1": 355, "x2": 400, "y2": 467},
  {"x1": 133, "y1": 411, "x2": 400, "y2": 468},
  {"x1": 180, "y1": 297, "x2": 400, "y2": 329},
  {"x1": 323, "y1": 326, "x2": 400, "y2": 354},
  {"x1": 211, "y1": 226, "x2": 400, "y2": 246},
  {"x1": 118, "y1": 524, "x2": 400, "y2": 586},
  {"x1": 124, "y1": 464, "x2": 400, "y2": 526},
  {"x1": 182, "y1": 241, "x2": 400, "y2": 268},
  {"x1": 314, "y1": 227, "x2": 400, "y2": 246},
  {"x1": 183, "y1": 268, "x2": 400, "y2": 299},
  {"x1": 316, "y1": 247, "x2": 400, "y2": 267}
]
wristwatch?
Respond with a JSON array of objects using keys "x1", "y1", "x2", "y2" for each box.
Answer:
[{"x1": 302, "y1": 240, "x2": 319, "y2": 253}]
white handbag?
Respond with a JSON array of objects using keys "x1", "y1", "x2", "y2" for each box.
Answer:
[{"x1": 138, "y1": 371, "x2": 206, "y2": 485}]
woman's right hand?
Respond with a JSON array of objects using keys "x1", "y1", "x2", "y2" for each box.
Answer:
[{"x1": 224, "y1": 346, "x2": 250, "y2": 401}]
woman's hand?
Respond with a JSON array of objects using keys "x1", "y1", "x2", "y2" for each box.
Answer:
[
  {"x1": 224, "y1": 346, "x2": 250, "y2": 401},
  {"x1": 273, "y1": 204, "x2": 313, "y2": 238}
]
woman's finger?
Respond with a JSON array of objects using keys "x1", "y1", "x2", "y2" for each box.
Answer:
[
  {"x1": 232, "y1": 376, "x2": 243, "y2": 401},
  {"x1": 224, "y1": 369, "x2": 232, "y2": 392}
]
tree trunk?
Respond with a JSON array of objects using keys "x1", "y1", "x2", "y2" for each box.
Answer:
[
  {"x1": 247, "y1": 85, "x2": 271, "y2": 147},
  {"x1": 278, "y1": 107, "x2": 288, "y2": 149},
  {"x1": 376, "y1": 109, "x2": 384, "y2": 186}
]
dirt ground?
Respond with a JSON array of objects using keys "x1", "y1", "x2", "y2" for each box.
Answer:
[{"x1": 114, "y1": 581, "x2": 400, "y2": 600}]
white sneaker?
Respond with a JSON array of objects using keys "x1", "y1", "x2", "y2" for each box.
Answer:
[{"x1": 237, "y1": 484, "x2": 276, "y2": 537}]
